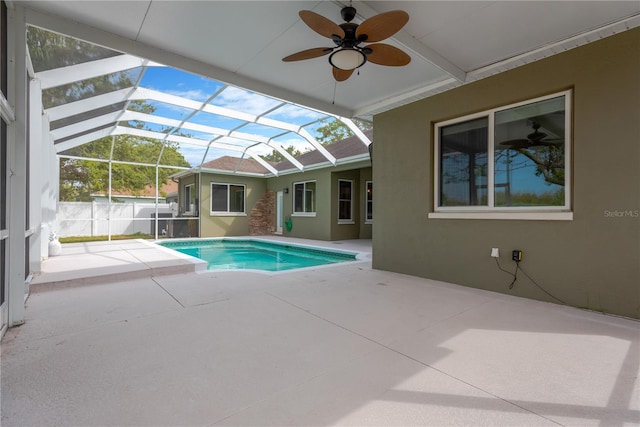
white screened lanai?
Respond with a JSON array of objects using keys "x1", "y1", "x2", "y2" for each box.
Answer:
[{"x1": 29, "y1": 27, "x2": 372, "y2": 240}]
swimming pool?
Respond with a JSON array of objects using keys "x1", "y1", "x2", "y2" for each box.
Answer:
[{"x1": 157, "y1": 239, "x2": 358, "y2": 272}]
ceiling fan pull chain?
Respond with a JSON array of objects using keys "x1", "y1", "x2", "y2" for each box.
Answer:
[{"x1": 332, "y1": 81, "x2": 337, "y2": 104}]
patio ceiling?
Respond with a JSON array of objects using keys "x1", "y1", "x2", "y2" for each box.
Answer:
[{"x1": 15, "y1": 1, "x2": 640, "y2": 173}]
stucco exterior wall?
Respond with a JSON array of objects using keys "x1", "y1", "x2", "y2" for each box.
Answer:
[
  {"x1": 359, "y1": 168, "x2": 373, "y2": 239},
  {"x1": 199, "y1": 173, "x2": 267, "y2": 237},
  {"x1": 373, "y1": 29, "x2": 640, "y2": 318},
  {"x1": 329, "y1": 167, "x2": 373, "y2": 241},
  {"x1": 267, "y1": 169, "x2": 333, "y2": 240},
  {"x1": 266, "y1": 161, "x2": 371, "y2": 241}
]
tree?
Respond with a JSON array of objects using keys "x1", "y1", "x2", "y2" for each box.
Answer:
[
  {"x1": 315, "y1": 118, "x2": 373, "y2": 145},
  {"x1": 260, "y1": 145, "x2": 302, "y2": 163},
  {"x1": 59, "y1": 136, "x2": 191, "y2": 201},
  {"x1": 259, "y1": 118, "x2": 372, "y2": 163},
  {"x1": 515, "y1": 146, "x2": 564, "y2": 186},
  {"x1": 28, "y1": 27, "x2": 191, "y2": 200}
]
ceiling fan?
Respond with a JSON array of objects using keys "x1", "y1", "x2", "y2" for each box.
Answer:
[
  {"x1": 282, "y1": 4, "x2": 411, "y2": 81},
  {"x1": 499, "y1": 121, "x2": 563, "y2": 150}
]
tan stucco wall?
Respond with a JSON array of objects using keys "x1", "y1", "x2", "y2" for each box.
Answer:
[
  {"x1": 267, "y1": 169, "x2": 332, "y2": 240},
  {"x1": 330, "y1": 169, "x2": 360, "y2": 241},
  {"x1": 359, "y1": 167, "x2": 373, "y2": 239},
  {"x1": 373, "y1": 29, "x2": 640, "y2": 318},
  {"x1": 178, "y1": 175, "x2": 197, "y2": 213},
  {"x1": 266, "y1": 161, "x2": 371, "y2": 241},
  {"x1": 199, "y1": 173, "x2": 267, "y2": 237},
  {"x1": 329, "y1": 167, "x2": 373, "y2": 240}
]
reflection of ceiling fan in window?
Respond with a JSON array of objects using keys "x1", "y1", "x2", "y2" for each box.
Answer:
[
  {"x1": 282, "y1": 4, "x2": 411, "y2": 81},
  {"x1": 499, "y1": 121, "x2": 563, "y2": 150}
]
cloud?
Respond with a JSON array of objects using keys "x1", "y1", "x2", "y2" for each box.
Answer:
[
  {"x1": 165, "y1": 88, "x2": 209, "y2": 102},
  {"x1": 174, "y1": 144, "x2": 207, "y2": 167},
  {"x1": 213, "y1": 87, "x2": 282, "y2": 115},
  {"x1": 266, "y1": 104, "x2": 327, "y2": 122}
]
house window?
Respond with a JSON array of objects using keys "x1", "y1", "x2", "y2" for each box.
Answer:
[
  {"x1": 184, "y1": 184, "x2": 196, "y2": 215},
  {"x1": 293, "y1": 181, "x2": 316, "y2": 216},
  {"x1": 432, "y1": 90, "x2": 571, "y2": 220},
  {"x1": 211, "y1": 183, "x2": 245, "y2": 215},
  {"x1": 365, "y1": 181, "x2": 373, "y2": 223},
  {"x1": 338, "y1": 179, "x2": 353, "y2": 223}
]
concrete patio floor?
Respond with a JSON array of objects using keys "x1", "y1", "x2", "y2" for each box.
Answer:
[{"x1": 2, "y1": 238, "x2": 639, "y2": 426}]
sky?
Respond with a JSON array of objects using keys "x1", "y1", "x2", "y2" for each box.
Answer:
[{"x1": 137, "y1": 67, "x2": 335, "y2": 167}]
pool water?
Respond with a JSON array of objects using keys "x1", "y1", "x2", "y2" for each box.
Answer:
[{"x1": 158, "y1": 239, "x2": 357, "y2": 272}]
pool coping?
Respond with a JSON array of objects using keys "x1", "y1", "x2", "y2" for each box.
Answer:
[
  {"x1": 150, "y1": 236, "x2": 371, "y2": 275},
  {"x1": 30, "y1": 238, "x2": 372, "y2": 292}
]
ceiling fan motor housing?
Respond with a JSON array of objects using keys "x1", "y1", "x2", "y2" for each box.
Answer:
[
  {"x1": 337, "y1": 22, "x2": 362, "y2": 48},
  {"x1": 341, "y1": 6, "x2": 357, "y2": 22}
]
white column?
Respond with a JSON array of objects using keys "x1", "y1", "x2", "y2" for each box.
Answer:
[
  {"x1": 28, "y1": 78, "x2": 43, "y2": 277},
  {"x1": 40, "y1": 114, "x2": 54, "y2": 259},
  {"x1": 7, "y1": 6, "x2": 27, "y2": 326}
]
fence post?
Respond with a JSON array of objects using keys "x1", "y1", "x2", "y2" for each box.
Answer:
[{"x1": 91, "y1": 201, "x2": 97, "y2": 237}]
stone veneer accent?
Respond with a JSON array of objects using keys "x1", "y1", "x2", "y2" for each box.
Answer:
[{"x1": 249, "y1": 190, "x2": 276, "y2": 235}]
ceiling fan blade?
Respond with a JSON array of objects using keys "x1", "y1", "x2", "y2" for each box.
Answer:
[
  {"x1": 299, "y1": 10, "x2": 345, "y2": 39},
  {"x1": 356, "y1": 10, "x2": 409, "y2": 42},
  {"x1": 332, "y1": 67, "x2": 354, "y2": 82},
  {"x1": 366, "y1": 43, "x2": 411, "y2": 66},
  {"x1": 282, "y1": 47, "x2": 333, "y2": 62}
]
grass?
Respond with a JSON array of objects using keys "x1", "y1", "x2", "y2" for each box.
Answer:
[{"x1": 59, "y1": 233, "x2": 155, "y2": 244}]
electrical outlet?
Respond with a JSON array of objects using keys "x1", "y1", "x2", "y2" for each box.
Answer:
[
  {"x1": 512, "y1": 250, "x2": 523, "y2": 262},
  {"x1": 491, "y1": 248, "x2": 499, "y2": 258}
]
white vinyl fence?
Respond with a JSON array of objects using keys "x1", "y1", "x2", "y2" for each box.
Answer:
[{"x1": 57, "y1": 201, "x2": 173, "y2": 238}]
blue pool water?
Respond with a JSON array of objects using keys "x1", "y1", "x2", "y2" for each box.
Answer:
[{"x1": 158, "y1": 239, "x2": 357, "y2": 272}]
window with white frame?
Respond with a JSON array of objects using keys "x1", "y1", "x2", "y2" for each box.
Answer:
[
  {"x1": 211, "y1": 183, "x2": 245, "y2": 215},
  {"x1": 433, "y1": 91, "x2": 571, "y2": 219},
  {"x1": 183, "y1": 184, "x2": 196, "y2": 215},
  {"x1": 365, "y1": 181, "x2": 373, "y2": 223},
  {"x1": 293, "y1": 181, "x2": 316, "y2": 215},
  {"x1": 338, "y1": 179, "x2": 353, "y2": 222}
]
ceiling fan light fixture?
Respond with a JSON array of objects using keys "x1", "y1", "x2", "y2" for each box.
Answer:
[
  {"x1": 284, "y1": 8, "x2": 410, "y2": 81},
  {"x1": 329, "y1": 48, "x2": 366, "y2": 71}
]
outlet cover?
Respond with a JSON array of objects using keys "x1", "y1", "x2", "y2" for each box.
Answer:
[{"x1": 491, "y1": 248, "x2": 499, "y2": 258}]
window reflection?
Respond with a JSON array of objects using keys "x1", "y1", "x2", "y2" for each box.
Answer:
[
  {"x1": 439, "y1": 117, "x2": 488, "y2": 207},
  {"x1": 494, "y1": 96, "x2": 565, "y2": 207}
]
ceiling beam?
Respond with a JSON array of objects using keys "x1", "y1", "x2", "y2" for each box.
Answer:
[
  {"x1": 350, "y1": 1, "x2": 466, "y2": 82},
  {"x1": 353, "y1": 77, "x2": 459, "y2": 118}
]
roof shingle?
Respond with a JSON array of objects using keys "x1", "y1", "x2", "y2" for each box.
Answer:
[
  {"x1": 198, "y1": 129, "x2": 372, "y2": 175},
  {"x1": 200, "y1": 156, "x2": 274, "y2": 174}
]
